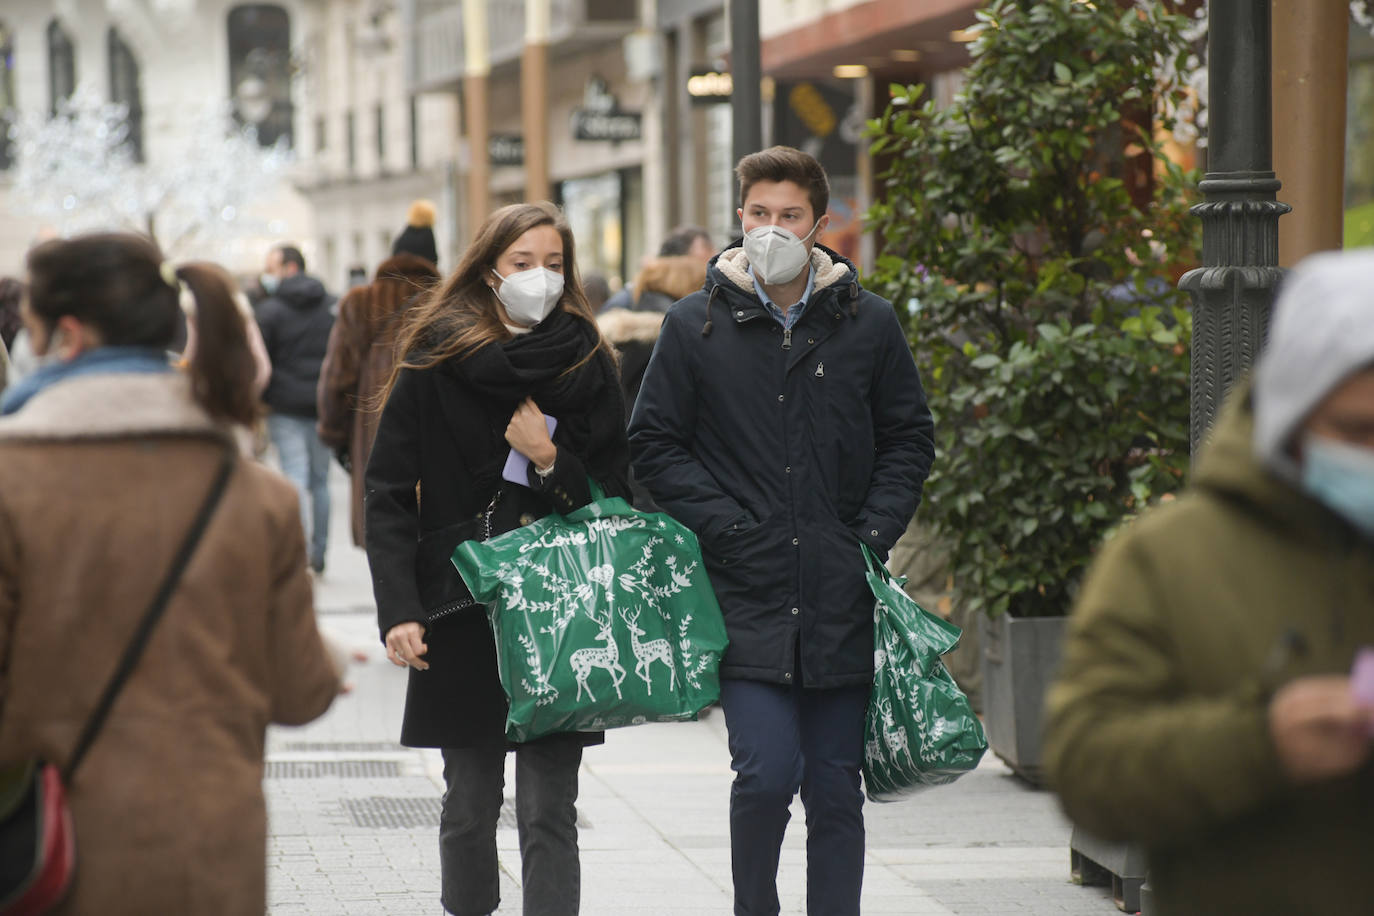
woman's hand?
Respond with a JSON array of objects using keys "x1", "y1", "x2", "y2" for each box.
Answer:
[
  {"x1": 386, "y1": 622, "x2": 430, "y2": 671},
  {"x1": 505, "y1": 397, "x2": 557, "y2": 470}
]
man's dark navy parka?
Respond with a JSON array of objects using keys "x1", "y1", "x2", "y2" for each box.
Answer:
[{"x1": 629, "y1": 243, "x2": 935, "y2": 689}]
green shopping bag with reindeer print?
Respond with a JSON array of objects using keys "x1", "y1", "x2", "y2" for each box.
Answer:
[
  {"x1": 861, "y1": 544, "x2": 986, "y2": 800},
  {"x1": 451, "y1": 486, "x2": 729, "y2": 743}
]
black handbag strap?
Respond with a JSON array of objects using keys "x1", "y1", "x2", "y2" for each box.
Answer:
[{"x1": 62, "y1": 443, "x2": 237, "y2": 783}]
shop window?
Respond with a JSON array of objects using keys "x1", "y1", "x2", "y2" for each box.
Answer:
[
  {"x1": 228, "y1": 4, "x2": 294, "y2": 147},
  {"x1": 0, "y1": 21, "x2": 15, "y2": 170},
  {"x1": 108, "y1": 28, "x2": 144, "y2": 162},
  {"x1": 47, "y1": 19, "x2": 75, "y2": 116},
  {"x1": 558, "y1": 171, "x2": 628, "y2": 284}
]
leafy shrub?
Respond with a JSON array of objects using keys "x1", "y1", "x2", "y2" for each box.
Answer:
[{"x1": 865, "y1": 0, "x2": 1199, "y2": 618}]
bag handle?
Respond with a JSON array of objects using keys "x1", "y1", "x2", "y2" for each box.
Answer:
[
  {"x1": 62, "y1": 442, "x2": 237, "y2": 783},
  {"x1": 861, "y1": 542, "x2": 888, "y2": 579}
]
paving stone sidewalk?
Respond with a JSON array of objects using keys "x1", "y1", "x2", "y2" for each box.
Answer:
[{"x1": 266, "y1": 471, "x2": 1117, "y2": 915}]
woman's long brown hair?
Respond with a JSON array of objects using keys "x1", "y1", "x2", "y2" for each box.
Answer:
[{"x1": 376, "y1": 201, "x2": 612, "y2": 408}]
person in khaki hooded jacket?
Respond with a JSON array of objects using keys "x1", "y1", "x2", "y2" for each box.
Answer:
[{"x1": 1045, "y1": 250, "x2": 1374, "y2": 915}]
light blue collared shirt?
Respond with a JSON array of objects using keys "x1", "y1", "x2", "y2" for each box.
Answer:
[{"x1": 750, "y1": 265, "x2": 817, "y2": 331}]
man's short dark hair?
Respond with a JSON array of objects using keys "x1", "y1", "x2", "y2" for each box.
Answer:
[
  {"x1": 659, "y1": 225, "x2": 711, "y2": 257},
  {"x1": 276, "y1": 245, "x2": 306, "y2": 272},
  {"x1": 735, "y1": 146, "x2": 830, "y2": 222}
]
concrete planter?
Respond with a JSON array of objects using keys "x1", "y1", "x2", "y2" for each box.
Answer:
[{"x1": 978, "y1": 613, "x2": 1067, "y2": 785}]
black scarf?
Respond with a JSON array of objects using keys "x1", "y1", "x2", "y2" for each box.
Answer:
[{"x1": 447, "y1": 309, "x2": 628, "y2": 486}]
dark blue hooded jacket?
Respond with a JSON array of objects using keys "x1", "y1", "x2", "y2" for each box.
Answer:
[
  {"x1": 629, "y1": 242, "x2": 935, "y2": 688},
  {"x1": 256, "y1": 273, "x2": 336, "y2": 417}
]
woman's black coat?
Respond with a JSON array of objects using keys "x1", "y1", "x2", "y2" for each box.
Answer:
[{"x1": 364, "y1": 324, "x2": 631, "y2": 749}]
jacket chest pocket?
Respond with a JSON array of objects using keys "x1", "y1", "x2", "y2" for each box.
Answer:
[{"x1": 802, "y1": 353, "x2": 872, "y2": 438}]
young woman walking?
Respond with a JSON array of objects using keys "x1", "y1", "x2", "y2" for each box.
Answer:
[
  {"x1": 365, "y1": 202, "x2": 631, "y2": 916},
  {"x1": 0, "y1": 233, "x2": 340, "y2": 914}
]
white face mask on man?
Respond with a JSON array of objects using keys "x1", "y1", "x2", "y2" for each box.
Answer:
[
  {"x1": 742, "y1": 220, "x2": 820, "y2": 286},
  {"x1": 491, "y1": 266, "x2": 564, "y2": 327}
]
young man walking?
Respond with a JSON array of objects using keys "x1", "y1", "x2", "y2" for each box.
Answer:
[{"x1": 629, "y1": 146, "x2": 935, "y2": 916}]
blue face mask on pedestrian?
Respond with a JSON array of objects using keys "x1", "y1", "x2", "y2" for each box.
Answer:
[{"x1": 1300, "y1": 434, "x2": 1374, "y2": 538}]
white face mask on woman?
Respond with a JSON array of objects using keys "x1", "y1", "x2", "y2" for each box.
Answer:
[
  {"x1": 491, "y1": 266, "x2": 564, "y2": 327},
  {"x1": 742, "y1": 220, "x2": 820, "y2": 286}
]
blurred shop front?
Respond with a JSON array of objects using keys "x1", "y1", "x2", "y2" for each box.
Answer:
[
  {"x1": 759, "y1": 0, "x2": 980, "y2": 269},
  {"x1": 658, "y1": 0, "x2": 979, "y2": 271},
  {"x1": 405, "y1": 0, "x2": 647, "y2": 289},
  {"x1": 557, "y1": 166, "x2": 645, "y2": 289},
  {"x1": 770, "y1": 78, "x2": 868, "y2": 265},
  {"x1": 487, "y1": 64, "x2": 649, "y2": 288}
]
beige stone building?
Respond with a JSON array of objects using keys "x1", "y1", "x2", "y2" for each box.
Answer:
[
  {"x1": 296, "y1": 0, "x2": 460, "y2": 291},
  {"x1": 0, "y1": 0, "x2": 316, "y2": 277}
]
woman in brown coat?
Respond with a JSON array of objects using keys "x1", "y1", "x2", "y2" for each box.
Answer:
[
  {"x1": 318, "y1": 200, "x2": 442, "y2": 547},
  {"x1": 0, "y1": 233, "x2": 341, "y2": 915}
]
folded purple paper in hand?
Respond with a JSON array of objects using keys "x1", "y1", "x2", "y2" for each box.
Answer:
[
  {"x1": 503, "y1": 414, "x2": 558, "y2": 487},
  {"x1": 1352, "y1": 647, "x2": 1374, "y2": 705}
]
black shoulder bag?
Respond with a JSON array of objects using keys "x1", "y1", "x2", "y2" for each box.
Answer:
[{"x1": 0, "y1": 443, "x2": 236, "y2": 915}]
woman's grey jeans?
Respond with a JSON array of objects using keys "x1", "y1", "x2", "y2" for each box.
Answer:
[{"x1": 439, "y1": 739, "x2": 583, "y2": 916}]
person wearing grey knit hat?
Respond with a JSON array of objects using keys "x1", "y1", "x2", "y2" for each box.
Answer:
[
  {"x1": 392, "y1": 198, "x2": 439, "y2": 265},
  {"x1": 1044, "y1": 249, "x2": 1374, "y2": 916}
]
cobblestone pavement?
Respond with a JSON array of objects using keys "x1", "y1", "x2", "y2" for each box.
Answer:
[{"x1": 267, "y1": 470, "x2": 1116, "y2": 915}]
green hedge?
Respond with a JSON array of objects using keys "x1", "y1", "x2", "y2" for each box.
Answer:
[{"x1": 864, "y1": 0, "x2": 1199, "y2": 618}]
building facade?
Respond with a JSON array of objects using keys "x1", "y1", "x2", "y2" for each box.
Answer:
[
  {"x1": 404, "y1": 0, "x2": 653, "y2": 291},
  {"x1": 0, "y1": 0, "x2": 316, "y2": 276},
  {"x1": 295, "y1": 0, "x2": 460, "y2": 291}
]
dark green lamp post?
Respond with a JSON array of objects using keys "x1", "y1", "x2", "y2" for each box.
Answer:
[{"x1": 1180, "y1": 0, "x2": 1290, "y2": 454}]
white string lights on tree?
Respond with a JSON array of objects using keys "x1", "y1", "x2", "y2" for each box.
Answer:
[{"x1": 6, "y1": 85, "x2": 292, "y2": 257}]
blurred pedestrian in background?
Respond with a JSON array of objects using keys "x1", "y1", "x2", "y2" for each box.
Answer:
[
  {"x1": 318, "y1": 199, "x2": 441, "y2": 548},
  {"x1": 1045, "y1": 249, "x2": 1374, "y2": 915},
  {"x1": 620, "y1": 253, "x2": 707, "y2": 316},
  {"x1": 597, "y1": 254, "x2": 706, "y2": 514},
  {"x1": 256, "y1": 243, "x2": 336, "y2": 574},
  {"x1": 598, "y1": 225, "x2": 713, "y2": 314},
  {"x1": 0, "y1": 232, "x2": 340, "y2": 914},
  {"x1": 580, "y1": 271, "x2": 611, "y2": 312},
  {"x1": 0, "y1": 277, "x2": 39, "y2": 389},
  {"x1": 365, "y1": 201, "x2": 631, "y2": 916}
]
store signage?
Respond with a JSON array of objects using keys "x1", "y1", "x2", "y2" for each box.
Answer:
[
  {"x1": 571, "y1": 76, "x2": 642, "y2": 142},
  {"x1": 774, "y1": 80, "x2": 864, "y2": 174},
  {"x1": 489, "y1": 133, "x2": 525, "y2": 166},
  {"x1": 687, "y1": 68, "x2": 732, "y2": 105}
]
